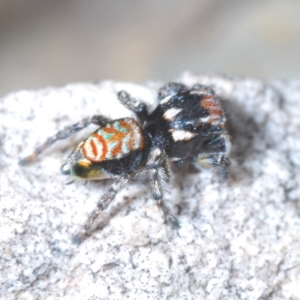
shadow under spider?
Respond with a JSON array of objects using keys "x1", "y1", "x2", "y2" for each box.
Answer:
[{"x1": 222, "y1": 99, "x2": 261, "y2": 182}]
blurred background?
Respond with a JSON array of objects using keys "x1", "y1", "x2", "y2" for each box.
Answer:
[{"x1": 0, "y1": 0, "x2": 300, "y2": 97}]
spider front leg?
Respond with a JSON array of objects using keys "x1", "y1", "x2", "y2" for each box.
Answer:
[
  {"x1": 158, "y1": 82, "x2": 186, "y2": 100},
  {"x1": 117, "y1": 90, "x2": 149, "y2": 121},
  {"x1": 19, "y1": 115, "x2": 110, "y2": 165},
  {"x1": 195, "y1": 153, "x2": 230, "y2": 180},
  {"x1": 195, "y1": 133, "x2": 231, "y2": 180},
  {"x1": 147, "y1": 147, "x2": 179, "y2": 228}
]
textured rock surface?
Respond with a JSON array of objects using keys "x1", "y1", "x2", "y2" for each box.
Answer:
[{"x1": 1, "y1": 73, "x2": 300, "y2": 299}]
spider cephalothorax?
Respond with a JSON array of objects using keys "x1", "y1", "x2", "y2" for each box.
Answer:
[{"x1": 20, "y1": 82, "x2": 231, "y2": 243}]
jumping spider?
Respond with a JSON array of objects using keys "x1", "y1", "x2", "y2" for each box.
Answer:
[{"x1": 19, "y1": 82, "x2": 231, "y2": 243}]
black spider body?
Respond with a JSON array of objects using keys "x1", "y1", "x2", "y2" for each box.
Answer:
[
  {"x1": 19, "y1": 82, "x2": 231, "y2": 243},
  {"x1": 146, "y1": 83, "x2": 229, "y2": 163}
]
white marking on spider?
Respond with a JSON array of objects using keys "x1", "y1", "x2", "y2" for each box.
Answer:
[
  {"x1": 190, "y1": 90, "x2": 205, "y2": 95},
  {"x1": 199, "y1": 115, "x2": 221, "y2": 124},
  {"x1": 147, "y1": 148, "x2": 162, "y2": 165},
  {"x1": 163, "y1": 108, "x2": 182, "y2": 121},
  {"x1": 169, "y1": 129, "x2": 196, "y2": 141},
  {"x1": 160, "y1": 95, "x2": 172, "y2": 105},
  {"x1": 153, "y1": 148, "x2": 161, "y2": 157},
  {"x1": 199, "y1": 116, "x2": 211, "y2": 123}
]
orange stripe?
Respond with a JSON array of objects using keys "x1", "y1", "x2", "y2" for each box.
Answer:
[
  {"x1": 112, "y1": 120, "x2": 130, "y2": 157},
  {"x1": 82, "y1": 118, "x2": 144, "y2": 161},
  {"x1": 127, "y1": 121, "x2": 135, "y2": 151},
  {"x1": 125, "y1": 119, "x2": 144, "y2": 150},
  {"x1": 121, "y1": 120, "x2": 134, "y2": 151},
  {"x1": 201, "y1": 95, "x2": 224, "y2": 123},
  {"x1": 93, "y1": 133, "x2": 108, "y2": 161},
  {"x1": 90, "y1": 139, "x2": 98, "y2": 157}
]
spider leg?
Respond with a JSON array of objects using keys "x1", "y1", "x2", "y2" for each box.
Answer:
[
  {"x1": 147, "y1": 147, "x2": 179, "y2": 228},
  {"x1": 195, "y1": 153, "x2": 230, "y2": 180},
  {"x1": 72, "y1": 172, "x2": 137, "y2": 244},
  {"x1": 191, "y1": 83, "x2": 216, "y2": 95},
  {"x1": 194, "y1": 133, "x2": 231, "y2": 180},
  {"x1": 19, "y1": 115, "x2": 110, "y2": 165},
  {"x1": 117, "y1": 90, "x2": 148, "y2": 120},
  {"x1": 158, "y1": 82, "x2": 186, "y2": 100}
]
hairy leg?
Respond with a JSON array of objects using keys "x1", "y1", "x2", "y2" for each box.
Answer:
[
  {"x1": 147, "y1": 147, "x2": 179, "y2": 227},
  {"x1": 117, "y1": 90, "x2": 148, "y2": 120},
  {"x1": 194, "y1": 132, "x2": 231, "y2": 180},
  {"x1": 72, "y1": 166, "x2": 151, "y2": 244},
  {"x1": 72, "y1": 174, "x2": 133, "y2": 244},
  {"x1": 19, "y1": 115, "x2": 110, "y2": 165}
]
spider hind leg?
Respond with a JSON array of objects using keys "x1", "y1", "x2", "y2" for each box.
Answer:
[{"x1": 19, "y1": 115, "x2": 110, "y2": 165}]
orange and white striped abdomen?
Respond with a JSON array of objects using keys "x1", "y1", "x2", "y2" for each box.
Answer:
[{"x1": 81, "y1": 118, "x2": 144, "y2": 162}]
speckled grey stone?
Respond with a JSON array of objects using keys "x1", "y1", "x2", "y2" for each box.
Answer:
[{"x1": 1, "y1": 73, "x2": 300, "y2": 299}]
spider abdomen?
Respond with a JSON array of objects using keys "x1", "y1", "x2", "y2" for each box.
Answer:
[
  {"x1": 62, "y1": 117, "x2": 147, "y2": 179},
  {"x1": 82, "y1": 118, "x2": 144, "y2": 162}
]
